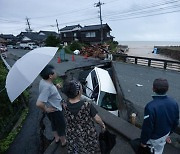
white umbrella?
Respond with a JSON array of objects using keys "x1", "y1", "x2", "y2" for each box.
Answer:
[{"x1": 6, "y1": 47, "x2": 58, "y2": 102}]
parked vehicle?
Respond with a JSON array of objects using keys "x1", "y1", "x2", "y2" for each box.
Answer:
[
  {"x1": 13, "y1": 45, "x2": 20, "y2": 49},
  {"x1": 85, "y1": 67, "x2": 119, "y2": 116},
  {"x1": 0, "y1": 44, "x2": 8, "y2": 52},
  {"x1": 0, "y1": 44, "x2": 8, "y2": 58},
  {"x1": 19, "y1": 43, "x2": 38, "y2": 50},
  {"x1": 7, "y1": 45, "x2": 13, "y2": 49}
]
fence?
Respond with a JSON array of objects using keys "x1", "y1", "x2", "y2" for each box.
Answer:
[{"x1": 113, "y1": 54, "x2": 180, "y2": 71}]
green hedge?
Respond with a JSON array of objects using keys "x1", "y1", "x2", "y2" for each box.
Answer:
[
  {"x1": 106, "y1": 40, "x2": 119, "y2": 52},
  {"x1": 69, "y1": 41, "x2": 82, "y2": 51}
]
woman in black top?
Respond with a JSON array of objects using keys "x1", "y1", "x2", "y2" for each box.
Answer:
[{"x1": 63, "y1": 80, "x2": 106, "y2": 154}]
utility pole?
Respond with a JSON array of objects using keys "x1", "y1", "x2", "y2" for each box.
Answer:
[
  {"x1": 56, "y1": 19, "x2": 60, "y2": 34},
  {"x1": 56, "y1": 19, "x2": 61, "y2": 41},
  {"x1": 25, "y1": 17, "x2": 32, "y2": 32},
  {"x1": 95, "y1": 0, "x2": 104, "y2": 44}
]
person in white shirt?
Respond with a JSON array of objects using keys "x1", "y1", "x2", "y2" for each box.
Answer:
[{"x1": 36, "y1": 64, "x2": 66, "y2": 146}]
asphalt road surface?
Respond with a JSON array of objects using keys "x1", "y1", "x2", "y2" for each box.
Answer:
[
  {"x1": 4, "y1": 48, "x2": 180, "y2": 154},
  {"x1": 5, "y1": 49, "x2": 134, "y2": 154}
]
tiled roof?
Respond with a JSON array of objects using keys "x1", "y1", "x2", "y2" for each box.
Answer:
[
  {"x1": 80, "y1": 24, "x2": 111, "y2": 31},
  {"x1": 17, "y1": 32, "x2": 46, "y2": 41},
  {"x1": 39, "y1": 31, "x2": 58, "y2": 36},
  {"x1": 0, "y1": 34, "x2": 16, "y2": 39},
  {"x1": 60, "y1": 24, "x2": 82, "y2": 31}
]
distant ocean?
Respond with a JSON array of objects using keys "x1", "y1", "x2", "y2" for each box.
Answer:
[
  {"x1": 118, "y1": 41, "x2": 180, "y2": 47},
  {"x1": 118, "y1": 41, "x2": 180, "y2": 60}
]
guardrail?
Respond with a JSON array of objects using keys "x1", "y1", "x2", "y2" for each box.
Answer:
[
  {"x1": 0, "y1": 54, "x2": 11, "y2": 70},
  {"x1": 113, "y1": 54, "x2": 180, "y2": 71}
]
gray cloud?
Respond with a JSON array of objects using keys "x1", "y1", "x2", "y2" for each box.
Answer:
[{"x1": 0, "y1": 0, "x2": 180, "y2": 41}]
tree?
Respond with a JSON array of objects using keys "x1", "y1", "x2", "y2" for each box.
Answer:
[
  {"x1": 69, "y1": 41, "x2": 82, "y2": 51},
  {"x1": 45, "y1": 35, "x2": 60, "y2": 47}
]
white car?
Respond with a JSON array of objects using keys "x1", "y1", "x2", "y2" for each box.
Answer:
[{"x1": 85, "y1": 67, "x2": 119, "y2": 116}]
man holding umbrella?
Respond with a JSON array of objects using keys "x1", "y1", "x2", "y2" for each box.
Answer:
[{"x1": 36, "y1": 64, "x2": 66, "y2": 146}]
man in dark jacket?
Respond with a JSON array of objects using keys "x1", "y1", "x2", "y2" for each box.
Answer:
[{"x1": 140, "y1": 78, "x2": 179, "y2": 154}]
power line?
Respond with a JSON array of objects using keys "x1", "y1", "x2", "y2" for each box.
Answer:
[
  {"x1": 1, "y1": 0, "x2": 180, "y2": 34},
  {"x1": 107, "y1": 8, "x2": 180, "y2": 21},
  {"x1": 103, "y1": 0, "x2": 180, "y2": 17},
  {"x1": 105, "y1": 4, "x2": 180, "y2": 20},
  {"x1": 0, "y1": 18, "x2": 25, "y2": 24},
  {"x1": 31, "y1": 6, "x2": 95, "y2": 19}
]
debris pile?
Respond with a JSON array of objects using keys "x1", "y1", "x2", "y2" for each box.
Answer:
[{"x1": 80, "y1": 44, "x2": 109, "y2": 59}]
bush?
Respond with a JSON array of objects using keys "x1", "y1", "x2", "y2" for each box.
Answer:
[
  {"x1": 69, "y1": 41, "x2": 82, "y2": 51},
  {"x1": 58, "y1": 44, "x2": 63, "y2": 50},
  {"x1": 0, "y1": 60, "x2": 28, "y2": 143},
  {"x1": 0, "y1": 108, "x2": 28, "y2": 153},
  {"x1": 106, "y1": 40, "x2": 119, "y2": 52},
  {"x1": 45, "y1": 35, "x2": 60, "y2": 47},
  {"x1": 64, "y1": 46, "x2": 72, "y2": 54}
]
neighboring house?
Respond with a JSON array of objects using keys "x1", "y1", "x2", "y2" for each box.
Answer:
[
  {"x1": 0, "y1": 34, "x2": 16, "y2": 45},
  {"x1": 38, "y1": 31, "x2": 58, "y2": 37},
  {"x1": 60, "y1": 24, "x2": 82, "y2": 43},
  {"x1": 80, "y1": 23, "x2": 113, "y2": 44},
  {"x1": 16, "y1": 32, "x2": 46, "y2": 45},
  {"x1": 59, "y1": 23, "x2": 113, "y2": 44},
  {"x1": 0, "y1": 37, "x2": 7, "y2": 44},
  {"x1": 16, "y1": 31, "x2": 59, "y2": 46}
]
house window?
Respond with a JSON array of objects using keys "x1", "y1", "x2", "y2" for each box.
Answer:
[
  {"x1": 74, "y1": 33, "x2": 77, "y2": 37},
  {"x1": 85, "y1": 32, "x2": 96, "y2": 37},
  {"x1": 64, "y1": 33, "x2": 66, "y2": 37},
  {"x1": 107, "y1": 32, "x2": 111, "y2": 37}
]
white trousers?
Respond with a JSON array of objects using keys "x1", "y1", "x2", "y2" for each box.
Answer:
[{"x1": 147, "y1": 133, "x2": 169, "y2": 154}]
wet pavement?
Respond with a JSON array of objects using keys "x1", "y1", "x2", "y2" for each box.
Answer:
[
  {"x1": 4, "y1": 49, "x2": 180, "y2": 154},
  {"x1": 4, "y1": 49, "x2": 112, "y2": 154},
  {"x1": 113, "y1": 61, "x2": 180, "y2": 125}
]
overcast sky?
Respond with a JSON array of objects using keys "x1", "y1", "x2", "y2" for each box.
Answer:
[{"x1": 0, "y1": 0, "x2": 180, "y2": 41}]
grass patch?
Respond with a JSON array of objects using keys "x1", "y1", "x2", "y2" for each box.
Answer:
[
  {"x1": 23, "y1": 90, "x2": 29, "y2": 100},
  {"x1": 0, "y1": 108, "x2": 29, "y2": 153}
]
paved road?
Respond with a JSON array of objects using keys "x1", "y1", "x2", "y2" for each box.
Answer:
[
  {"x1": 113, "y1": 61, "x2": 180, "y2": 125},
  {"x1": 4, "y1": 49, "x2": 180, "y2": 153},
  {"x1": 5, "y1": 52, "x2": 41, "y2": 154},
  {"x1": 6, "y1": 49, "x2": 135, "y2": 154}
]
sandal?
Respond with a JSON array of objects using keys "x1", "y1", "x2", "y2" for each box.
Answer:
[
  {"x1": 53, "y1": 138, "x2": 60, "y2": 144},
  {"x1": 61, "y1": 141, "x2": 67, "y2": 147},
  {"x1": 55, "y1": 140, "x2": 60, "y2": 144}
]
